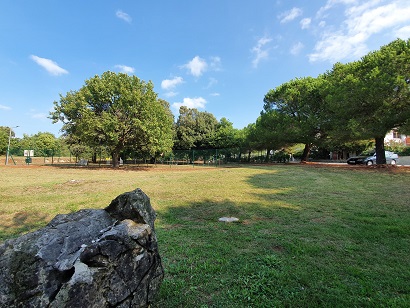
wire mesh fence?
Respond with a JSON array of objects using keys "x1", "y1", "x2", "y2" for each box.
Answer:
[{"x1": 3, "y1": 147, "x2": 290, "y2": 167}]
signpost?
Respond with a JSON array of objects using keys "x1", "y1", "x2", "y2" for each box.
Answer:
[{"x1": 24, "y1": 150, "x2": 34, "y2": 165}]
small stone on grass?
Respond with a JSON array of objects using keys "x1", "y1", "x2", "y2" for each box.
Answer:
[{"x1": 218, "y1": 217, "x2": 239, "y2": 223}]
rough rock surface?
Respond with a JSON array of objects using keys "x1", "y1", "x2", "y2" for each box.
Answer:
[{"x1": 0, "y1": 188, "x2": 164, "y2": 307}]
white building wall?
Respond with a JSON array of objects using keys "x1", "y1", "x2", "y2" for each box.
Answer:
[{"x1": 384, "y1": 130, "x2": 407, "y2": 144}]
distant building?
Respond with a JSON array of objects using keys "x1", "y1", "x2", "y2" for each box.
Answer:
[{"x1": 385, "y1": 129, "x2": 410, "y2": 146}]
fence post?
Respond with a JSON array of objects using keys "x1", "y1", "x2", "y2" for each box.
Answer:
[{"x1": 192, "y1": 150, "x2": 195, "y2": 167}]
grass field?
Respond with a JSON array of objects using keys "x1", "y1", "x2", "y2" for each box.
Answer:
[{"x1": 1, "y1": 163, "x2": 409, "y2": 307}]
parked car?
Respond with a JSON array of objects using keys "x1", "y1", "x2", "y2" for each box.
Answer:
[{"x1": 347, "y1": 150, "x2": 399, "y2": 165}]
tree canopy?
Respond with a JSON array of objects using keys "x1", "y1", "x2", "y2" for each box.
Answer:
[
  {"x1": 174, "y1": 106, "x2": 238, "y2": 150},
  {"x1": 324, "y1": 39, "x2": 410, "y2": 163},
  {"x1": 261, "y1": 38, "x2": 410, "y2": 163},
  {"x1": 263, "y1": 76, "x2": 328, "y2": 161},
  {"x1": 50, "y1": 71, "x2": 174, "y2": 167},
  {"x1": 0, "y1": 126, "x2": 13, "y2": 155}
]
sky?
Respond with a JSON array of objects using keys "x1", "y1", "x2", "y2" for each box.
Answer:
[{"x1": 1, "y1": 0, "x2": 410, "y2": 138}]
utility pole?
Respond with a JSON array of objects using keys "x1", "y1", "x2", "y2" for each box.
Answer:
[{"x1": 5, "y1": 126, "x2": 19, "y2": 165}]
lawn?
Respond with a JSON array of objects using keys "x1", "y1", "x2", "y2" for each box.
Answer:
[{"x1": 1, "y1": 164, "x2": 409, "y2": 307}]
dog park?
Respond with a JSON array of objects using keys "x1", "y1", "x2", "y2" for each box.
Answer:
[{"x1": 1, "y1": 162, "x2": 409, "y2": 306}]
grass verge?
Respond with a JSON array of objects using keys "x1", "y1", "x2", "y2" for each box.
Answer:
[{"x1": 0, "y1": 164, "x2": 409, "y2": 307}]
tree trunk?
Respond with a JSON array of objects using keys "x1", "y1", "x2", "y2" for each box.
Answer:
[
  {"x1": 247, "y1": 150, "x2": 251, "y2": 162},
  {"x1": 92, "y1": 152, "x2": 97, "y2": 164},
  {"x1": 265, "y1": 149, "x2": 270, "y2": 162},
  {"x1": 300, "y1": 143, "x2": 311, "y2": 162},
  {"x1": 112, "y1": 151, "x2": 120, "y2": 168},
  {"x1": 375, "y1": 136, "x2": 386, "y2": 165}
]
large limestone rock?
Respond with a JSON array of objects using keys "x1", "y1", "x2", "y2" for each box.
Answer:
[{"x1": 0, "y1": 188, "x2": 164, "y2": 307}]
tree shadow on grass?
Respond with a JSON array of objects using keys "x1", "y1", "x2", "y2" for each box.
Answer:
[
  {"x1": 153, "y1": 168, "x2": 410, "y2": 307},
  {"x1": 0, "y1": 211, "x2": 50, "y2": 243},
  {"x1": 152, "y1": 196, "x2": 297, "y2": 307}
]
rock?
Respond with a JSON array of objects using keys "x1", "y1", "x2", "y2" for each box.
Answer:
[
  {"x1": 218, "y1": 217, "x2": 240, "y2": 223},
  {"x1": 0, "y1": 188, "x2": 164, "y2": 308}
]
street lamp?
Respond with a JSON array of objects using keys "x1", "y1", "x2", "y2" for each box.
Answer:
[{"x1": 5, "y1": 126, "x2": 19, "y2": 165}]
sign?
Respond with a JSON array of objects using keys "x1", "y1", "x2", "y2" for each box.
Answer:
[{"x1": 24, "y1": 150, "x2": 34, "y2": 157}]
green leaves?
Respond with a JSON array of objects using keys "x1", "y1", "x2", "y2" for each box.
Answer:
[
  {"x1": 50, "y1": 71, "x2": 174, "y2": 166},
  {"x1": 261, "y1": 38, "x2": 410, "y2": 162},
  {"x1": 174, "y1": 107, "x2": 240, "y2": 150}
]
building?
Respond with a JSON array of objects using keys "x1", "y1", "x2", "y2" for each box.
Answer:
[{"x1": 384, "y1": 130, "x2": 410, "y2": 146}]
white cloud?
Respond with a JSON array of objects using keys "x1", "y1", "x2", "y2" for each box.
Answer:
[
  {"x1": 172, "y1": 97, "x2": 207, "y2": 110},
  {"x1": 116, "y1": 10, "x2": 132, "y2": 23},
  {"x1": 279, "y1": 7, "x2": 303, "y2": 24},
  {"x1": 210, "y1": 93, "x2": 220, "y2": 97},
  {"x1": 0, "y1": 104, "x2": 11, "y2": 110},
  {"x1": 181, "y1": 56, "x2": 208, "y2": 77},
  {"x1": 290, "y1": 42, "x2": 304, "y2": 55},
  {"x1": 161, "y1": 76, "x2": 184, "y2": 90},
  {"x1": 115, "y1": 65, "x2": 135, "y2": 74},
  {"x1": 309, "y1": 0, "x2": 410, "y2": 63},
  {"x1": 251, "y1": 36, "x2": 272, "y2": 68},
  {"x1": 395, "y1": 25, "x2": 410, "y2": 39},
  {"x1": 205, "y1": 77, "x2": 218, "y2": 89},
  {"x1": 32, "y1": 113, "x2": 47, "y2": 119},
  {"x1": 317, "y1": 0, "x2": 356, "y2": 18},
  {"x1": 164, "y1": 91, "x2": 178, "y2": 98},
  {"x1": 300, "y1": 18, "x2": 311, "y2": 29},
  {"x1": 210, "y1": 56, "x2": 222, "y2": 71},
  {"x1": 30, "y1": 55, "x2": 68, "y2": 76}
]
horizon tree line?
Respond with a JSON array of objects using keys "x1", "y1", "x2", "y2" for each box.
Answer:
[{"x1": 2, "y1": 38, "x2": 409, "y2": 166}]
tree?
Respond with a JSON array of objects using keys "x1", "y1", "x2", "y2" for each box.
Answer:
[
  {"x1": 325, "y1": 39, "x2": 410, "y2": 164},
  {"x1": 0, "y1": 126, "x2": 11, "y2": 155},
  {"x1": 263, "y1": 76, "x2": 329, "y2": 161},
  {"x1": 242, "y1": 123, "x2": 260, "y2": 162},
  {"x1": 174, "y1": 106, "x2": 219, "y2": 150},
  {"x1": 253, "y1": 111, "x2": 291, "y2": 161},
  {"x1": 32, "y1": 132, "x2": 60, "y2": 158},
  {"x1": 50, "y1": 71, "x2": 174, "y2": 167},
  {"x1": 174, "y1": 106, "x2": 197, "y2": 150},
  {"x1": 212, "y1": 117, "x2": 238, "y2": 149}
]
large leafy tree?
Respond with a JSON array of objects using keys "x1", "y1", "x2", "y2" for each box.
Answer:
[
  {"x1": 212, "y1": 117, "x2": 238, "y2": 149},
  {"x1": 0, "y1": 126, "x2": 20, "y2": 157},
  {"x1": 0, "y1": 126, "x2": 11, "y2": 155},
  {"x1": 50, "y1": 71, "x2": 174, "y2": 167},
  {"x1": 31, "y1": 132, "x2": 60, "y2": 157},
  {"x1": 174, "y1": 106, "x2": 197, "y2": 149},
  {"x1": 237, "y1": 124, "x2": 259, "y2": 162},
  {"x1": 263, "y1": 76, "x2": 329, "y2": 161},
  {"x1": 251, "y1": 111, "x2": 292, "y2": 161},
  {"x1": 174, "y1": 106, "x2": 219, "y2": 150},
  {"x1": 325, "y1": 39, "x2": 410, "y2": 164}
]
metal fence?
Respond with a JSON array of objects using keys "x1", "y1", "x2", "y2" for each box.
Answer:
[{"x1": 3, "y1": 147, "x2": 290, "y2": 166}]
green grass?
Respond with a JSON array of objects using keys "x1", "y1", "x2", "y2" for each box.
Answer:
[{"x1": 1, "y1": 164, "x2": 409, "y2": 307}]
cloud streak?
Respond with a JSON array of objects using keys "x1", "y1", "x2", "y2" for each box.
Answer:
[
  {"x1": 279, "y1": 7, "x2": 303, "y2": 23},
  {"x1": 290, "y1": 42, "x2": 304, "y2": 55},
  {"x1": 300, "y1": 18, "x2": 311, "y2": 29},
  {"x1": 309, "y1": 0, "x2": 410, "y2": 63},
  {"x1": 116, "y1": 10, "x2": 132, "y2": 23},
  {"x1": 251, "y1": 36, "x2": 272, "y2": 68},
  {"x1": 0, "y1": 104, "x2": 11, "y2": 110},
  {"x1": 30, "y1": 55, "x2": 68, "y2": 76}
]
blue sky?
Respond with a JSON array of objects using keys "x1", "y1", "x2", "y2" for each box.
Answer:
[{"x1": 1, "y1": 0, "x2": 410, "y2": 138}]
